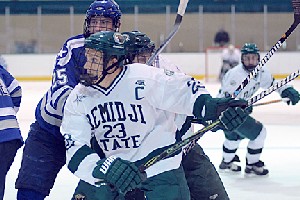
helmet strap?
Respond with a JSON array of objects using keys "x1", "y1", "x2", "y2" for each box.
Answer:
[{"x1": 94, "y1": 55, "x2": 125, "y2": 85}]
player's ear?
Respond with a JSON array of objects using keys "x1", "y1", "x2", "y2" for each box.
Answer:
[{"x1": 110, "y1": 57, "x2": 118, "y2": 64}]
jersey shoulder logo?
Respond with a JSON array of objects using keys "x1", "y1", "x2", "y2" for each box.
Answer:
[
  {"x1": 164, "y1": 69, "x2": 174, "y2": 76},
  {"x1": 64, "y1": 133, "x2": 75, "y2": 150},
  {"x1": 0, "y1": 79, "x2": 9, "y2": 96},
  {"x1": 74, "y1": 94, "x2": 87, "y2": 104},
  {"x1": 230, "y1": 80, "x2": 236, "y2": 86},
  {"x1": 135, "y1": 80, "x2": 145, "y2": 86},
  {"x1": 135, "y1": 80, "x2": 145, "y2": 100},
  {"x1": 57, "y1": 46, "x2": 68, "y2": 59}
]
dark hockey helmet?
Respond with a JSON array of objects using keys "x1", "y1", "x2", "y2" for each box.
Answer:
[
  {"x1": 83, "y1": 0, "x2": 122, "y2": 37},
  {"x1": 241, "y1": 43, "x2": 260, "y2": 72},
  {"x1": 80, "y1": 31, "x2": 126, "y2": 86},
  {"x1": 123, "y1": 31, "x2": 155, "y2": 64}
]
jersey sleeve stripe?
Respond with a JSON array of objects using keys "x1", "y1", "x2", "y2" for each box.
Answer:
[{"x1": 68, "y1": 144, "x2": 95, "y2": 174}]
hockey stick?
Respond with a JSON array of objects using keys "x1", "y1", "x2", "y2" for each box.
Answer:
[
  {"x1": 146, "y1": 0, "x2": 189, "y2": 66},
  {"x1": 139, "y1": 68, "x2": 300, "y2": 172},
  {"x1": 252, "y1": 98, "x2": 289, "y2": 107},
  {"x1": 232, "y1": 0, "x2": 300, "y2": 98}
]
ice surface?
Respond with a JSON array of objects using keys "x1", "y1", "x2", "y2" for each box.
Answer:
[{"x1": 4, "y1": 80, "x2": 300, "y2": 200}]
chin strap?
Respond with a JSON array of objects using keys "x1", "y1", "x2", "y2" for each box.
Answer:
[{"x1": 94, "y1": 55, "x2": 125, "y2": 85}]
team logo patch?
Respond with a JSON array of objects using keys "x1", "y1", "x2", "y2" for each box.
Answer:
[
  {"x1": 164, "y1": 69, "x2": 174, "y2": 76},
  {"x1": 0, "y1": 80, "x2": 9, "y2": 96},
  {"x1": 74, "y1": 193, "x2": 86, "y2": 200},
  {"x1": 114, "y1": 32, "x2": 127, "y2": 44},
  {"x1": 64, "y1": 134, "x2": 75, "y2": 150},
  {"x1": 230, "y1": 80, "x2": 236, "y2": 86},
  {"x1": 135, "y1": 80, "x2": 145, "y2": 86},
  {"x1": 74, "y1": 94, "x2": 87, "y2": 103}
]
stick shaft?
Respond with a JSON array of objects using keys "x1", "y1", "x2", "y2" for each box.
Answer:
[
  {"x1": 252, "y1": 99, "x2": 282, "y2": 107},
  {"x1": 146, "y1": 0, "x2": 189, "y2": 66}
]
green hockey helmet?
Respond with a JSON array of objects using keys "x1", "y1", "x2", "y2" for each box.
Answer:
[
  {"x1": 123, "y1": 30, "x2": 155, "y2": 64},
  {"x1": 80, "y1": 31, "x2": 126, "y2": 86},
  {"x1": 85, "y1": 31, "x2": 126, "y2": 57}
]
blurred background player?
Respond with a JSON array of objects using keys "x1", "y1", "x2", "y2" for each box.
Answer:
[
  {"x1": 123, "y1": 30, "x2": 237, "y2": 200},
  {"x1": 63, "y1": 30, "x2": 250, "y2": 200},
  {"x1": 214, "y1": 28, "x2": 230, "y2": 47},
  {"x1": 0, "y1": 63, "x2": 23, "y2": 200},
  {"x1": 218, "y1": 44, "x2": 240, "y2": 81},
  {"x1": 217, "y1": 43, "x2": 300, "y2": 176},
  {"x1": 15, "y1": 1, "x2": 122, "y2": 199}
]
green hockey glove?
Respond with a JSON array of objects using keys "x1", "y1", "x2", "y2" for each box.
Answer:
[
  {"x1": 219, "y1": 107, "x2": 249, "y2": 131},
  {"x1": 92, "y1": 156, "x2": 145, "y2": 195},
  {"x1": 193, "y1": 94, "x2": 248, "y2": 122},
  {"x1": 245, "y1": 105, "x2": 253, "y2": 114},
  {"x1": 280, "y1": 87, "x2": 300, "y2": 105}
]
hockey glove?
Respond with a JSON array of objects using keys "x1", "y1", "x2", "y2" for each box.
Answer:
[
  {"x1": 245, "y1": 105, "x2": 253, "y2": 114},
  {"x1": 193, "y1": 94, "x2": 248, "y2": 122},
  {"x1": 280, "y1": 87, "x2": 300, "y2": 105},
  {"x1": 92, "y1": 156, "x2": 145, "y2": 195},
  {"x1": 219, "y1": 107, "x2": 249, "y2": 132}
]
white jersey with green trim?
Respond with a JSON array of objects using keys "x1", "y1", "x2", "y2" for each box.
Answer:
[
  {"x1": 61, "y1": 63, "x2": 210, "y2": 185},
  {"x1": 155, "y1": 55, "x2": 197, "y2": 140},
  {"x1": 217, "y1": 64, "x2": 290, "y2": 99},
  {"x1": 154, "y1": 55, "x2": 181, "y2": 72}
]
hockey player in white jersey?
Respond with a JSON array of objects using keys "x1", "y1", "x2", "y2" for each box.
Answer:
[
  {"x1": 15, "y1": 1, "x2": 122, "y2": 199},
  {"x1": 123, "y1": 30, "x2": 230, "y2": 200},
  {"x1": 218, "y1": 44, "x2": 240, "y2": 81},
  {"x1": 61, "y1": 31, "x2": 250, "y2": 199},
  {"x1": 217, "y1": 43, "x2": 300, "y2": 176}
]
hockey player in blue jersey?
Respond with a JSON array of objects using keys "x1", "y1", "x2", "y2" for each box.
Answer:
[
  {"x1": 61, "y1": 30, "x2": 250, "y2": 200},
  {"x1": 15, "y1": 1, "x2": 122, "y2": 199},
  {"x1": 0, "y1": 64, "x2": 23, "y2": 200}
]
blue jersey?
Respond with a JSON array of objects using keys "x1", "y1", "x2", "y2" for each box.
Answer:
[
  {"x1": 35, "y1": 34, "x2": 86, "y2": 139},
  {"x1": 0, "y1": 65, "x2": 22, "y2": 143}
]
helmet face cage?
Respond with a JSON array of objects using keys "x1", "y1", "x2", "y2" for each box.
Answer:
[
  {"x1": 79, "y1": 31, "x2": 126, "y2": 86},
  {"x1": 241, "y1": 43, "x2": 260, "y2": 72},
  {"x1": 123, "y1": 31, "x2": 155, "y2": 64},
  {"x1": 84, "y1": 48, "x2": 105, "y2": 86},
  {"x1": 83, "y1": 0, "x2": 122, "y2": 37}
]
